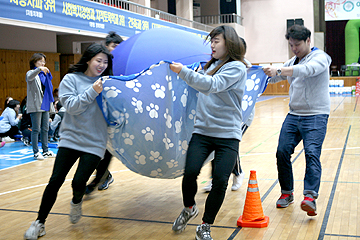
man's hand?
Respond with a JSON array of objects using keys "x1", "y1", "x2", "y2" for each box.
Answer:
[{"x1": 263, "y1": 67, "x2": 277, "y2": 77}]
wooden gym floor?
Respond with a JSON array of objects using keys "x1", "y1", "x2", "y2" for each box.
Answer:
[{"x1": 0, "y1": 95, "x2": 360, "y2": 240}]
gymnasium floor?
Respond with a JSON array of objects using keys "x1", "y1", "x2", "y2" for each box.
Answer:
[{"x1": 1, "y1": 95, "x2": 360, "y2": 240}]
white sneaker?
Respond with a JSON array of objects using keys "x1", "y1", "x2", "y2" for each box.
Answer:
[
  {"x1": 231, "y1": 172, "x2": 245, "y2": 191},
  {"x1": 69, "y1": 200, "x2": 83, "y2": 224},
  {"x1": 24, "y1": 220, "x2": 46, "y2": 240},
  {"x1": 43, "y1": 151, "x2": 56, "y2": 158},
  {"x1": 34, "y1": 152, "x2": 45, "y2": 160},
  {"x1": 3, "y1": 136, "x2": 14, "y2": 142},
  {"x1": 203, "y1": 180, "x2": 212, "y2": 192}
]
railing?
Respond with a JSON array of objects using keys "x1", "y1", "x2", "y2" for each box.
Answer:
[
  {"x1": 194, "y1": 14, "x2": 243, "y2": 25},
  {"x1": 89, "y1": 0, "x2": 214, "y2": 32}
]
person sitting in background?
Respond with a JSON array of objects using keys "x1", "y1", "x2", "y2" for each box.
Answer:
[
  {"x1": 20, "y1": 96, "x2": 32, "y2": 146},
  {"x1": 0, "y1": 99, "x2": 22, "y2": 141},
  {"x1": 49, "y1": 100, "x2": 65, "y2": 141}
]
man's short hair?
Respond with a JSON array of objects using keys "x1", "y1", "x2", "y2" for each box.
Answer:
[
  {"x1": 105, "y1": 31, "x2": 124, "y2": 46},
  {"x1": 285, "y1": 25, "x2": 311, "y2": 41}
]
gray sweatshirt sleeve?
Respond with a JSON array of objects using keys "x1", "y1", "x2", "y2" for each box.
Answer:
[
  {"x1": 178, "y1": 62, "x2": 243, "y2": 95},
  {"x1": 26, "y1": 68, "x2": 42, "y2": 82},
  {"x1": 292, "y1": 53, "x2": 330, "y2": 78},
  {"x1": 59, "y1": 75, "x2": 100, "y2": 115}
]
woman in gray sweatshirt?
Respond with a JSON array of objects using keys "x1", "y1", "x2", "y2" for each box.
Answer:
[
  {"x1": 24, "y1": 43, "x2": 113, "y2": 240},
  {"x1": 170, "y1": 25, "x2": 247, "y2": 240}
]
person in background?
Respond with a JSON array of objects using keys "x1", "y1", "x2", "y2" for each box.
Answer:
[
  {"x1": 170, "y1": 25, "x2": 247, "y2": 240},
  {"x1": 20, "y1": 96, "x2": 32, "y2": 146},
  {"x1": 48, "y1": 100, "x2": 65, "y2": 141},
  {"x1": 24, "y1": 43, "x2": 113, "y2": 240},
  {"x1": 263, "y1": 24, "x2": 331, "y2": 217},
  {"x1": 0, "y1": 99, "x2": 22, "y2": 141},
  {"x1": 85, "y1": 31, "x2": 124, "y2": 194},
  {"x1": 3, "y1": 96, "x2": 13, "y2": 111},
  {"x1": 203, "y1": 37, "x2": 252, "y2": 193},
  {"x1": 26, "y1": 53, "x2": 56, "y2": 160}
]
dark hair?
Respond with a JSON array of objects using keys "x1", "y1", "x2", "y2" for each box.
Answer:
[
  {"x1": 29, "y1": 53, "x2": 46, "y2": 69},
  {"x1": 56, "y1": 100, "x2": 62, "y2": 111},
  {"x1": 203, "y1": 25, "x2": 246, "y2": 75},
  {"x1": 105, "y1": 31, "x2": 124, "y2": 46},
  {"x1": 285, "y1": 25, "x2": 311, "y2": 41},
  {"x1": 240, "y1": 37, "x2": 247, "y2": 52},
  {"x1": 20, "y1": 96, "x2": 27, "y2": 114},
  {"x1": 68, "y1": 43, "x2": 113, "y2": 76},
  {"x1": 7, "y1": 99, "x2": 20, "y2": 109},
  {"x1": 4, "y1": 96, "x2": 13, "y2": 109}
]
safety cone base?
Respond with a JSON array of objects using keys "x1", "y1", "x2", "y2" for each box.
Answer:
[{"x1": 237, "y1": 215, "x2": 269, "y2": 228}]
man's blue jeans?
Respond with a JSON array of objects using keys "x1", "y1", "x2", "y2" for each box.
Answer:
[{"x1": 276, "y1": 113, "x2": 328, "y2": 198}]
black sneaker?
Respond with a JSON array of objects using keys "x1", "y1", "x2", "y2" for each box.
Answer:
[
  {"x1": 85, "y1": 181, "x2": 97, "y2": 195},
  {"x1": 98, "y1": 173, "x2": 114, "y2": 190},
  {"x1": 276, "y1": 193, "x2": 294, "y2": 208}
]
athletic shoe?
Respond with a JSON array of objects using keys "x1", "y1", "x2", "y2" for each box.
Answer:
[
  {"x1": 3, "y1": 136, "x2": 14, "y2": 142},
  {"x1": 43, "y1": 151, "x2": 56, "y2": 158},
  {"x1": 69, "y1": 200, "x2": 83, "y2": 224},
  {"x1": 24, "y1": 220, "x2": 46, "y2": 240},
  {"x1": 0, "y1": 141, "x2": 5, "y2": 148},
  {"x1": 196, "y1": 223, "x2": 213, "y2": 240},
  {"x1": 231, "y1": 172, "x2": 245, "y2": 191},
  {"x1": 85, "y1": 181, "x2": 97, "y2": 195},
  {"x1": 34, "y1": 152, "x2": 45, "y2": 160},
  {"x1": 98, "y1": 173, "x2": 114, "y2": 190},
  {"x1": 203, "y1": 180, "x2": 212, "y2": 192},
  {"x1": 22, "y1": 137, "x2": 31, "y2": 147},
  {"x1": 301, "y1": 195, "x2": 317, "y2": 216},
  {"x1": 172, "y1": 205, "x2": 199, "y2": 233},
  {"x1": 276, "y1": 193, "x2": 294, "y2": 208}
]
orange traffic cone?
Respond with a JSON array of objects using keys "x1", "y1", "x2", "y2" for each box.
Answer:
[{"x1": 237, "y1": 170, "x2": 269, "y2": 228}]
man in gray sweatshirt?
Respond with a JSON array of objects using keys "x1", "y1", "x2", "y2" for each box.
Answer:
[{"x1": 263, "y1": 25, "x2": 331, "y2": 217}]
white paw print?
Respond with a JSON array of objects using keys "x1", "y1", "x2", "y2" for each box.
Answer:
[
  {"x1": 141, "y1": 69, "x2": 153, "y2": 76},
  {"x1": 135, "y1": 151, "x2": 146, "y2": 165},
  {"x1": 150, "y1": 168, "x2": 163, "y2": 177},
  {"x1": 146, "y1": 103, "x2": 159, "y2": 118},
  {"x1": 151, "y1": 83, "x2": 166, "y2": 99},
  {"x1": 180, "y1": 88, "x2": 188, "y2": 107},
  {"x1": 111, "y1": 110, "x2": 125, "y2": 126},
  {"x1": 108, "y1": 127, "x2": 120, "y2": 139},
  {"x1": 178, "y1": 140, "x2": 188, "y2": 154},
  {"x1": 149, "y1": 151, "x2": 163, "y2": 163},
  {"x1": 242, "y1": 95, "x2": 253, "y2": 111},
  {"x1": 114, "y1": 147, "x2": 125, "y2": 155},
  {"x1": 188, "y1": 109, "x2": 196, "y2": 124},
  {"x1": 119, "y1": 109, "x2": 129, "y2": 124},
  {"x1": 164, "y1": 108, "x2": 172, "y2": 128},
  {"x1": 246, "y1": 74, "x2": 261, "y2": 92},
  {"x1": 166, "y1": 74, "x2": 173, "y2": 90},
  {"x1": 175, "y1": 117, "x2": 182, "y2": 133},
  {"x1": 104, "y1": 86, "x2": 121, "y2": 98},
  {"x1": 171, "y1": 169, "x2": 184, "y2": 177},
  {"x1": 131, "y1": 97, "x2": 143, "y2": 114},
  {"x1": 166, "y1": 159, "x2": 178, "y2": 168},
  {"x1": 122, "y1": 132, "x2": 135, "y2": 145},
  {"x1": 125, "y1": 79, "x2": 142, "y2": 92},
  {"x1": 141, "y1": 127, "x2": 154, "y2": 141},
  {"x1": 163, "y1": 133, "x2": 174, "y2": 149}
]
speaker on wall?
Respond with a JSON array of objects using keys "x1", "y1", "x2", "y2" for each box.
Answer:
[{"x1": 287, "y1": 18, "x2": 304, "y2": 29}]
